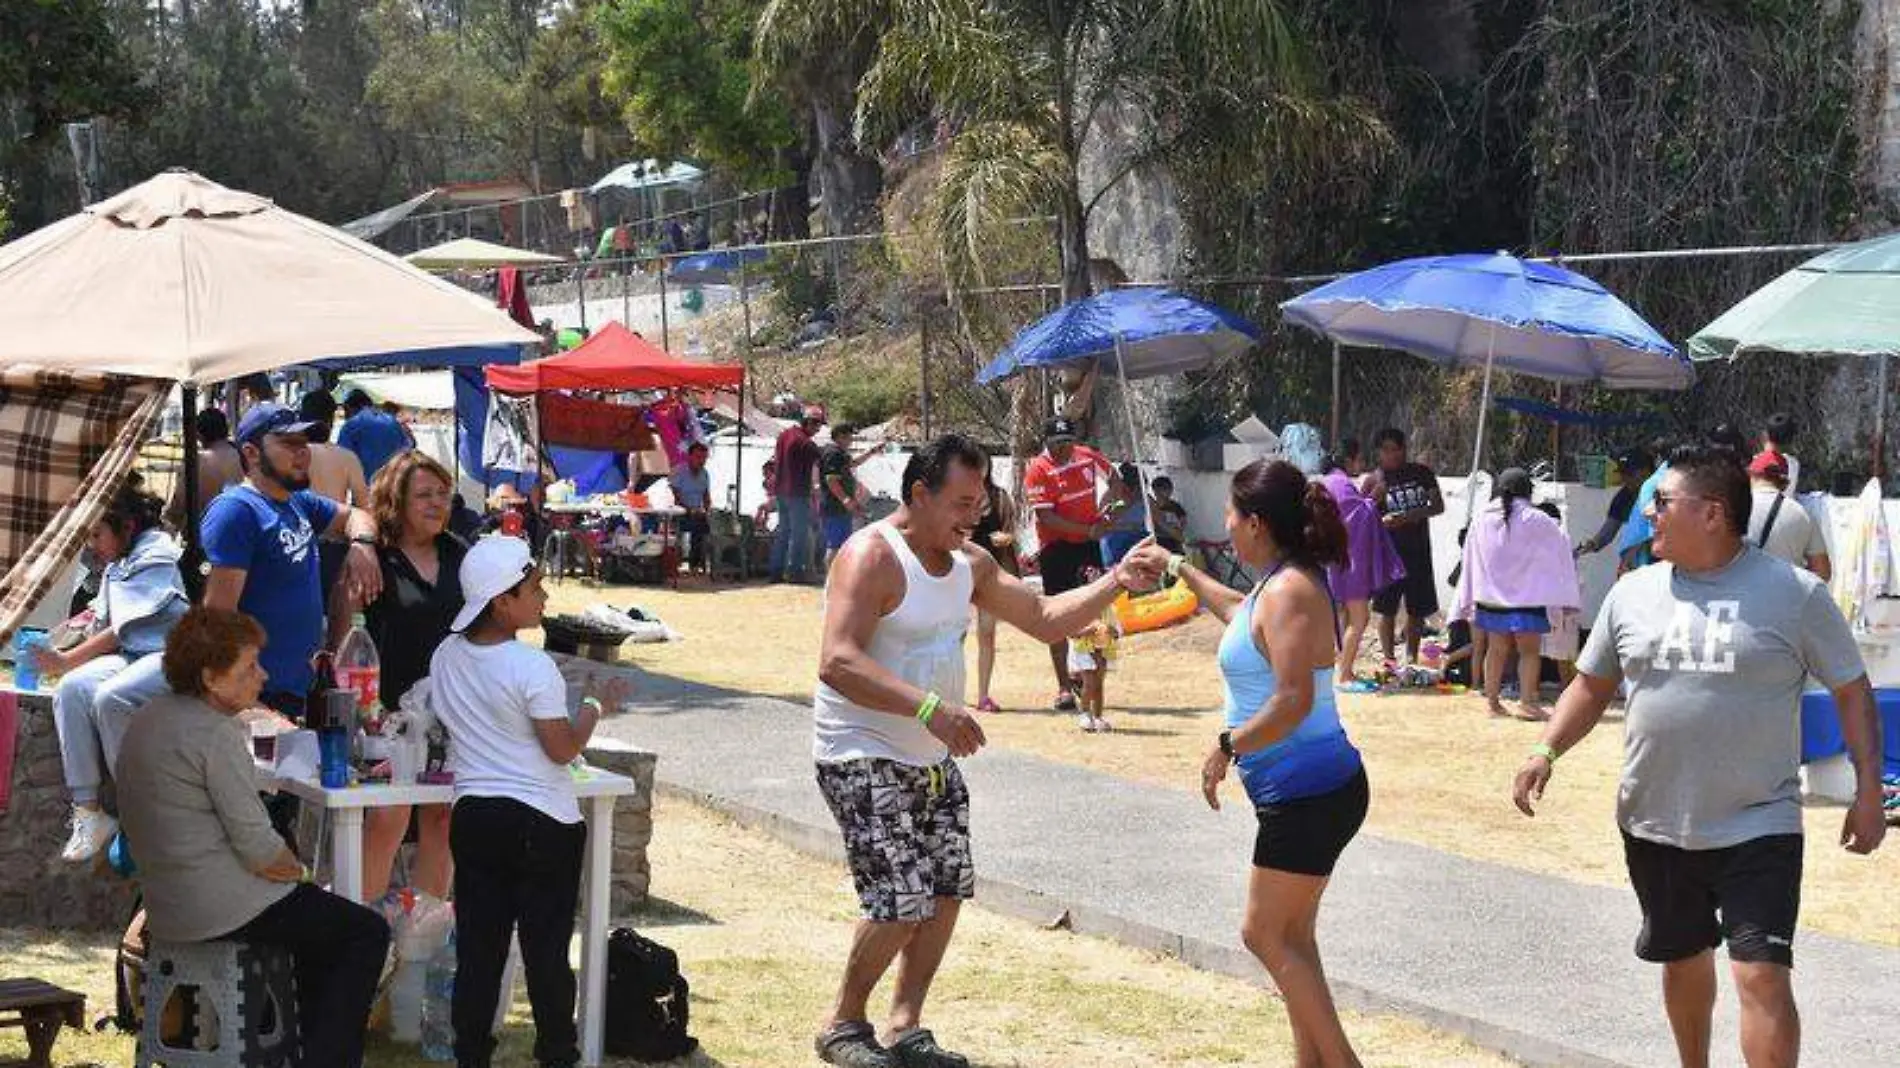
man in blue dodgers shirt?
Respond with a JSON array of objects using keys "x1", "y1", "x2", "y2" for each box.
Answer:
[
  {"x1": 201, "y1": 403, "x2": 384, "y2": 718},
  {"x1": 336, "y1": 389, "x2": 412, "y2": 481}
]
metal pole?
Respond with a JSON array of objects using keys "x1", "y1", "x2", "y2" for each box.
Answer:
[
  {"x1": 181, "y1": 384, "x2": 201, "y2": 562},
  {"x1": 622, "y1": 260, "x2": 631, "y2": 328},
  {"x1": 1466, "y1": 329, "x2": 1498, "y2": 523},
  {"x1": 1329, "y1": 343, "x2": 1341, "y2": 445},
  {"x1": 574, "y1": 264, "x2": 587, "y2": 332},
  {"x1": 1550, "y1": 382, "x2": 1563, "y2": 475},
  {"x1": 658, "y1": 257, "x2": 671, "y2": 350},
  {"x1": 737, "y1": 256, "x2": 753, "y2": 515},
  {"x1": 1110, "y1": 336, "x2": 1156, "y2": 538}
]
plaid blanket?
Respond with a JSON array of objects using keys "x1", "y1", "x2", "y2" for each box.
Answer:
[{"x1": 0, "y1": 368, "x2": 165, "y2": 646}]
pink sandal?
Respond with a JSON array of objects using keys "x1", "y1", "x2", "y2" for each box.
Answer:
[{"x1": 976, "y1": 697, "x2": 1002, "y2": 713}]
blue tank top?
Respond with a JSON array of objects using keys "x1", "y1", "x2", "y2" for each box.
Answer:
[{"x1": 1219, "y1": 584, "x2": 1362, "y2": 806}]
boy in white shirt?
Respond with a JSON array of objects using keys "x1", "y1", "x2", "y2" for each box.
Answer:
[{"x1": 430, "y1": 536, "x2": 624, "y2": 1068}]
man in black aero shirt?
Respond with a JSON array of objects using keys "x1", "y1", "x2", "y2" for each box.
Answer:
[{"x1": 1369, "y1": 428, "x2": 1444, "y2": 664}]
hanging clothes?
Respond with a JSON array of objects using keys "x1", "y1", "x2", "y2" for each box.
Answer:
[
  {"x1": 496, "y1": 267, "x2": 536, "y2": 331},
  {"x1": 483, "y1": 392, "x2": 542, "y2": 476},
  {"x1": 537, "y1": 393, "x2": 654, "y2": 453},
  {"x1": 645, "y1": 395, "x2": 700, "y2": 469}
]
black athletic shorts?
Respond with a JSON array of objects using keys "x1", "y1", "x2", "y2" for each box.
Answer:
[
  {"x1": 816, "y1": 758, "x2": 974, "y2": 923},
  {"x1": 1622, "y1": 831, "x2": 1802, "y2": 967},
  {"x1": 1372, "y1": 567, "x2": 1438, "y2": 620},
  {"x1": 1253, "y1": 767, "x2": 1369, "y2": 876},
  {"x1": 1038, "y1": 538, "x2": 1097, "y2": 596}
]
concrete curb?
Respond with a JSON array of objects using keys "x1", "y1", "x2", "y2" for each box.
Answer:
[{"x1": 653, "y1": 779, "x2": 1632, "y2": 1068}]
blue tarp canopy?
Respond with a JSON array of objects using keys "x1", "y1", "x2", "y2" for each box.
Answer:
[
  {"x1": 1492, "y1": 395, "x2": 1660, "y2": 429},
  {"x1": 975, "y1": 288, "x2": 1261, "y2": 384},
  {"x1": 667, "y1": 247, "x2": 767, "y2": 284}
]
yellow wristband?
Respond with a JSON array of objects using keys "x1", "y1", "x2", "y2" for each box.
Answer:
[
  {"x1": 1530, "y1": 742, "x2": 1559, "y2": 763},
  {"x1": 916, "y1": 693, "x2": 942, "y2": 725}
]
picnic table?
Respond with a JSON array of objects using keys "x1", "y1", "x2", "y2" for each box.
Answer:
[
  {"x1": 544, "y1": 502, "x2": 685, "y2": 585},
  {"x1": 266, "y1": 767, "x2": 639, "y2": 1067},
  {"x1": 0, "y1": 978, "x2": 84, "y2": 1068}
]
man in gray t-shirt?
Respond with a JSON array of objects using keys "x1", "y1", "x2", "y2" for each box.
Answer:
[
  {"x1": 1511, "y1": 446, "x2": 1885, "y2": 1068},
  {"x1": 1744, "y1": 451, "x2": 1830, "y2": 580}
]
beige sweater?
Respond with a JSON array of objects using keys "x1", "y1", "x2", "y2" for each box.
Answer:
[{"x1": 116, "y1": 693, "x2": 292, "y2": 941}]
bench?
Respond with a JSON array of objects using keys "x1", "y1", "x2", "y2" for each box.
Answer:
[{"x1": 0, "y1": 978, "x2": 85, "y2": 1068}]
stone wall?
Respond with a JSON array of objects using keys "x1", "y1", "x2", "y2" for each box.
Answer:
[
  {"x1": 1, "y1": 692, "x2": 137, "y2": 931},
  {"x1": 581, "y1": 736, "x2": 656, "y2": 917}
]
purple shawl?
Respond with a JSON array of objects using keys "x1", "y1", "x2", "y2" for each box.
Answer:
[
  {"x1": 1453, "y1": 499, "x2": 1581, "y2": 620},
  {"x1": 1320, "y1": 469, "x2": 1406, "y2": 602}
]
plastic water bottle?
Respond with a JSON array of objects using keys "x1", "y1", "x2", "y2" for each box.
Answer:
[
  {"x1": 420, "y1": 930, "x2": 457, "y2": 1061},
  {"x1": 336, "y1": 614, "x2": 383, "y2": 722}
]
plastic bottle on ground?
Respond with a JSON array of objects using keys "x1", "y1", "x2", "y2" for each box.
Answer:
[{"x1": 420, "y1": 929, "x2": 457, "y2": 1062}]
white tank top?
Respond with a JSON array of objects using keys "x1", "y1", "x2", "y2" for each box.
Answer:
[{"x1": 812, "y1": 522, "x2": 972, "y2": 765}]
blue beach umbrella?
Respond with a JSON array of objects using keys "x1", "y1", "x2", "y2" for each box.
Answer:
[
  {"x1": 976, "y1": 287, "x2": 1260, "y2": 385},
  {"x1": 1280, "y1": 252, "x2": 1688, "y2": 509}
]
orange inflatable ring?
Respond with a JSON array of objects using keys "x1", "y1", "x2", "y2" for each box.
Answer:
[{"x1": 1113, "y1": 582, "x2": 1199, "y2": 634}]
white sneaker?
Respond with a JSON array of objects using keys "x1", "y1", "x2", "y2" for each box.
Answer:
[
  {"x1": 1077, "y1": 713, "x2": 1097, "y2": 732},
  {"x1": 60, "y1": 807, "x2": 117, "y2": 864},
  {"x1": 1094, "y1": 716, "x2": 1113, "y2": 732}
]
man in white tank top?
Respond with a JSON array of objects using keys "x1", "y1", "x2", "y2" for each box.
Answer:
[{"x1": 811, "y1": 435, "x2": 1161, "y2": 1068}]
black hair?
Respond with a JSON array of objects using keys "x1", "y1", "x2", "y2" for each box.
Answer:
[
  {"x1": 1667, "y1": 444, "x2": 1751, "y2": 536},
  {"x1": 1764, "y1": 412, "x2": 1796, "y2": 448},
  {"x1": 1229, "y1": 459, "x2": 1347, "y2": 569},
  {"x1": 298, "y1": 390, "x2": 336, "y2": 444},
  {"x1": 1374, "y1": 427, "x2": 1406, "y2": 451},
  {"x1": 1118, "y1": 461, "x2": 1140, "y2": 487},
  {"x1": 194, "y1": 408, "x2": 229, "y2": 445},
  {"x1": 1535, "y1": 501, "x2": 1562, "y2": 523},
  {"x1": 1494, "y1": 469, "x2": 1534, "y2": 527},
  {"x1": 342, "y1": 389, "x2": 373, "y2": 415},
  {"x1": 100, "y1": 482, "x2": 165, "y2": 543},
  {"x1": 901, "y1": 433, "x2": 989, "y2": 506},
  {"x1": 1706, "y1": 422, "x2": 1747, "y2": 457},
  {"x1": 1151, "y1": 475, "x2": 1174, "y2": 492},
  {"x1": 831, "y1": 423, "x2": 857, "y2": 438}
]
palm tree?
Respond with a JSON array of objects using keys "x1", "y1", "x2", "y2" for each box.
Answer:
[{"x1": 757, "y1": 0, "x2": 1386, "y2": 304}]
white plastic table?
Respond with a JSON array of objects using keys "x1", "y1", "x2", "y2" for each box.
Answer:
[{"x1": 270, "y1": 769, "x2": 637, "y2": 1066}]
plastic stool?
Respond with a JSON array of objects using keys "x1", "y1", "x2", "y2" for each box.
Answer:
[{"x1": 135, "y1": 940, "x2": 298, "y2": 1068}]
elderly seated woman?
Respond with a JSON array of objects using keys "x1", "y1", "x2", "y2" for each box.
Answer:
[{"x1": 117, "y1": 607, "x2": 389, "y2": 1068}]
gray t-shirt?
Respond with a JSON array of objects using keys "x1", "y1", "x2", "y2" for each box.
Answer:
[
  {"x1": 1578, "y1": 546, "x2": 1863, "y2": 850},
  {"x1": 1744, "y1": 488, "x2": 1827, "y2": 569}
]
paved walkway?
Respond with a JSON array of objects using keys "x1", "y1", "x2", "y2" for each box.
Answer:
[{"x1": 597, "y1": 670, "x2": 1900, "y2": 1067}]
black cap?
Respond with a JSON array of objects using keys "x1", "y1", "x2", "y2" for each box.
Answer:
[
  {"x1": 1043, "y1": 417, "x2": 1078, "y2": 443},
  {"x1": 1614, "y1": 446, "x2": 1653, "y2": 472}
]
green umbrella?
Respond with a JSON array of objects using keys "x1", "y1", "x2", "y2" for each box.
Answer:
[{"x1": 1688, "y1": 233, "x2": 1900, "y2": 456}]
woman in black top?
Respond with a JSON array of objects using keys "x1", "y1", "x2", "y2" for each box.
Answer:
[
  {"x1": 330, "y1": 451, "x2": 466, "y2": 901},
  {"x1": 972, "y1": 473, "x2": 1019, "y2": 712}
]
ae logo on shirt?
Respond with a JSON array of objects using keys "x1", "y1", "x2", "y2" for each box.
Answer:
[{"x1": 1655, "y1": 600, "x2": 1739, "y2": 674}]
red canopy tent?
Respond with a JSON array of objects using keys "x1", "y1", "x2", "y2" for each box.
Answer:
[{"x1": 485, "y1": 321, "x2": 742, "y2": 393}]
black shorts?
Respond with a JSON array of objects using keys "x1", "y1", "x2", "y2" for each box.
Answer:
[
  {"x1": 1253, "y1": 767, "x2": 1369, "y2": 876},
  {"x1": 1038, "y1": 538, "x2": 1096, "y2": 596},
  {"x1": 1622, "y1": 831, "x2": 1802, "y2": 967},
  {"x1": 1372, "y1": 568, "x2": 1439, "y2": 620}
]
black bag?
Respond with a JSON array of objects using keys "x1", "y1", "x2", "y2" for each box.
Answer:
[{"x1": 603, "y1": 928, "x2": 697, "y2": 1062}]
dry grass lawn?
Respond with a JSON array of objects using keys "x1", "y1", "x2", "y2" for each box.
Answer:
[
  {"x1": 549, "y1": 579, "x2": 1900, "y2": 949},
  {"x1": 1, "y1": 796, "x2": 1511, "y2": 1068}
]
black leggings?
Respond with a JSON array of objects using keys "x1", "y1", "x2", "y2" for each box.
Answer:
[
  {"x1": 221, "y1": 884, "x2": 389, "y2": 1068},
  {"x1": 450, "y1": 795, "x2": 586, "y2": 1067}
]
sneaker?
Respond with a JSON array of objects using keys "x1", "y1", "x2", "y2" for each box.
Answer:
[
  {"x1": 816, "y1": 1022, "x2": 895, "y2": 1068},
  {"x1": 1093, "y1": 716, "x2": 1113, "y2": 732},
  {"x1": 1077, "y1": 713, "x2": 1097, "y2": 732},
  {"x1": 889, "y1": 1028, "x2": 970, "y2": 1068},
  {"x1": 60, "y1": 807, "x2": 117, "y2": 864},
  {"x1": 1053, "y1": 690, "x2": 1079, "y2": 712}
]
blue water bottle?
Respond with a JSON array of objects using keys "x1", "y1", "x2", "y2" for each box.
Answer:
[
  {"x1": 319, "y1": 689, "x2": 354, "y2": 789},
  {"x1": 12, "y1": 628, "x2": 47, "y2": 691}
]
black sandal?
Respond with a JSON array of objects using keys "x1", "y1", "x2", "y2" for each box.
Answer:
[
  {"x1": 889, "y1": 1028, "x2": 971, "y2": 1068},
  {"x1": 816, "y1": 1021, "x2": 895, "y2": 1068}
]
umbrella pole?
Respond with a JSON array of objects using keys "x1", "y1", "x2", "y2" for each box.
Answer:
[
  {"x1": 182, "y1": 383, "x2": 201, "y2": 567},
  {"x1": 1110, "y1": 334, "x2": 1156, "y2": 539},
  {"x1": 1466, "y1": 330, "x2": 1498, "y2": 523},
  {"x1": 1330, "y1": 343, "x2": 1341, "y2": 446}
]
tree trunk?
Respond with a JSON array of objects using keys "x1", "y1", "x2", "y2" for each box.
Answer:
[
  {"x1": 769, "y1": 140, "x2": 812, "y2": 240},
  {"x1": 810, "y1": 80, "x2": 883, "y2": 235},
  {"x1": 1055, "y1": 180, "x2": 1091, "y2": 303}
]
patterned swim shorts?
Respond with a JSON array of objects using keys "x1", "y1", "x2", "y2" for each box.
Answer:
[{"x1": 814, "y1": 757, "x2": 975, "y2": 923}]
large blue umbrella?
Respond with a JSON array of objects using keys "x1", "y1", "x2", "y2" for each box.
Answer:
[
  {"x1": 977, "y1": 288, "x2": 1261, "y2": 537},
  {"x1": 1280, "y1": 252, "x2": 1687, "y2": 506},
  {"x1": 975, "y1": 287, "x2": 1260, "y2": 385},
  {"x1": 667, "y1": 247, "x2": 768, "y2": 285}
]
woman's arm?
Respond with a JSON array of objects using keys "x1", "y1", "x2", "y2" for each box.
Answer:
[
  {"x1": 37, "y1": 626, "x2": 119, "y2": 674},
  {"x1": 1130, "y1": 542, "x2": 1243, "y2": 623},
  {"x1": 203, "y1": 725, "x2": 305, "y2": 879},
  {"x1": 1228, "y1": 575, "x2": 1325, "y2": 755}
]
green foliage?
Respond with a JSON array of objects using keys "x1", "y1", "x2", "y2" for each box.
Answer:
[
  {"x1": 594, "y1": 0, "x2": 795, "y2": 185},
  {"x1": 763, "y1": 248, "x2": 836, "y2": 321},
  {"x1": 822, "y1": 359, "x2": 913, "y2": 426}
]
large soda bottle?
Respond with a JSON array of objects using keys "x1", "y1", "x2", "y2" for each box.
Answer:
[
  {"x1": 420, "y1": 928, "x2": 458, "y2": 1061},
  {"x1": 337, "y1": 613, "x2": 383, "y2": 726}
]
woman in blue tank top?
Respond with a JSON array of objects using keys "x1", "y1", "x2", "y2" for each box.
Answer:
[{"x1": 1131, "y1": 458, "x2": 1369, "y2": 1067}]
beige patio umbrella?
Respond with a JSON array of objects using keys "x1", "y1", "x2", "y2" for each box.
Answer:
[
  {"x1": 405, "y1": 236, "x2": 565, "y2": 271},
  {"x1": 0, "y1": 169, "x2": 540, "y2": 384}
]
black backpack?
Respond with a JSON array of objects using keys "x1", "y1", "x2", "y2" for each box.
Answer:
[{"x1": 603, "y1": 928, "x2": 696, "y2": 1062}]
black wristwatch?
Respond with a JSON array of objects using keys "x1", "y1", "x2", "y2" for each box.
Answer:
[{"x1": 1218, "y1": 730, "x2": 1236, "y2": 762}]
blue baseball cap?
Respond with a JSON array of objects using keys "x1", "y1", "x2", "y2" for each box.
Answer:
[{"x1": 235, "y1": 402, "x2": 318, "y2": 447}]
